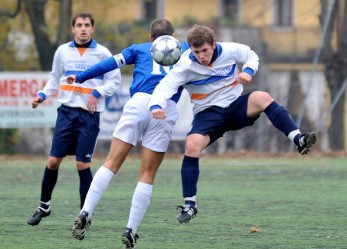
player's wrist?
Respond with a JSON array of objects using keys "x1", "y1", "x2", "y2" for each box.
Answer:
[
  {"x1": 91, "y1": 89, "x2": 101, "y2": 98},
  {"x1": 150, "y1": 105, "x2": 162, "y2": 112},
  {"x1": 37, "y1": 92, "x2": 46, "y2": 101},
  {"x1": 242, "y1": 67, "x2": 255, "y2": 76}
]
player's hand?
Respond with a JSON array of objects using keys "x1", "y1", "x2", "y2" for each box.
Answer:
[
  {"x1": 87, "y1": 94, "x2": 98, "y2": 114},
  {"x1": 151, "y1": 109, "x2": 166, "y2": 119},
  {"x1": 32, "y1": 96, "x2": 43, "y2": 109},
  {"x1": 66, "y1": 75, "x2": 76, "y2": 84},
  {"x1": 237, "y1": 72, "x2": 252, "y2": 85}
]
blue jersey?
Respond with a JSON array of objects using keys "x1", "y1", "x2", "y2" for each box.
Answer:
[{"x1": 76, "y1": 40, "x2": 189, "y2": 103}]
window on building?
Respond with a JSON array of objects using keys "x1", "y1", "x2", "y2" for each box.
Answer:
[
  {"x1": 223, "y1": 0, "x2": 238, "y2": 17},
  {"x1": 222, "y1": 0, "x2": 238, "y2": 25},
  {"x1": 273, "y1": 0, "x2": 294, "y2": 27},
  {"x1": 144, "y1": 0, "x2": 157, "y2": 20}
]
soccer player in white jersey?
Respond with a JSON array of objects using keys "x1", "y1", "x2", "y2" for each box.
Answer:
[
  {"x1": 27, "y1": 13, "x2": 120, "y2": 226},
  {"x1": 149, "y1": 24, "x2": 317, "y2": 224},
  {"x1": 66, "y1": 19, "x2": 189, "y2": 248}
]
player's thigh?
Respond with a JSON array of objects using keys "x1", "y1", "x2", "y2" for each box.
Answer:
[
  {"x1": 75, "y1": 111, "x2": 100, "y2": 163},
  {"x1": 50, "y1": 106, "x2": 76, "y2": 158},
  {"x1": 142, "y1": 100, "x2": 179, "y2": 152},
  {"x1": 112, "y1": 97, "x2": 148, "y2": 146},
  {"x1": 225, "y1": 93, "x2": 259, "y2": 130},
  {"x1": 188, "y1": 106, "x2": 226, "y2": 146}
]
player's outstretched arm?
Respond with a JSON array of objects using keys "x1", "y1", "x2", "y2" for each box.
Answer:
[{"x1": 75, "y1": 56, "x2": 119, "y2": 83}]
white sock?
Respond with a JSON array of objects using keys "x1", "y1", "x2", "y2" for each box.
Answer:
[
  {"x1": 288, "y1": 129, "x2": 301, "y2": 142},
  {"x1": 126, "y1": 182, "x2": 153, "y2": 234},
  {"x1": 82, "y1": 166, "x2": 114, "y2": 218},
  {"x1": 39, "y1": 200, "x2": 51, "y2": 212}
]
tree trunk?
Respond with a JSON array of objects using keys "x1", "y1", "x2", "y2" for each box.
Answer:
[
  {"x1": 57, "y1": 0, "x2": 73, "y2": 45},
  {"x1": 324, "y1": 57, "x2": 345, "y2": 150},
  {"x1": 319, "y1": 0, "x2": 347, "y2": 150},
  {"x1": 24, "y1": 0, "x2": 73, "y2": 70},
  {"x1": 25, "y1": 0, "x2": 56, "y2": 70}
]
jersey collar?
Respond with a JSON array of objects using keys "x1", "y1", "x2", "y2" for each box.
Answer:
[
  {"x1": 188, "y1": 42, "x2": 222, "y2": 63},
  {"x1": 68, "y1": 39, "x2": 97, "y2": 48}
]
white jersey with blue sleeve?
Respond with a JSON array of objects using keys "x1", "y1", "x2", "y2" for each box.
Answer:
[
  {"x1": 38, "y1": 39, "x2": 121, "y2": 112},
  {"x1": 148, "y1": 42, "x2": 259, "y2": 115}
]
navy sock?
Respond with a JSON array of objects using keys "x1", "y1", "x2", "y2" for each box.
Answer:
[
  {"x1": 78, "y1": 167, "x2": 93, "y2": 209},
  {"x1": 181, "y1": 156, "x2": 200, "y2": 206},
  {"x1": 40, "y1": 166, "x2": 58, "y2": 208},
  {"x1": 264, "y1": 101, "x2": 299, "y2": 137}
]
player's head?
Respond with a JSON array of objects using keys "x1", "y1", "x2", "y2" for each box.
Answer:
[
  {"x1": 72, "y1": 12, "x2": 95, "y2": 27},
  {"x1": 187, "y1": 24, "x2": 215, "y2": 48},
  {"x1": 187, "y1": 24, "x2": 216, "y2": 66},
  {"x1": 71, "y1": 12, "x2": 95, "y2": 45},
  {"x1": 150, "y1": 19, "x2": 174, "y2": 41}
]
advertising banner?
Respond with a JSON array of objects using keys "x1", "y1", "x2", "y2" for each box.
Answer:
[{"x1": 0, "y1": 72, "x2": 193, "y2": 140}]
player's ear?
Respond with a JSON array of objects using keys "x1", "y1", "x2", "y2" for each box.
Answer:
[{"x1": 149, "y1": 34, "x2": 153, "y2": 42}]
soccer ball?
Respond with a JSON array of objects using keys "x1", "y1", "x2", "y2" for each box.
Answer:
[{"x1": 150, "y1": 35, "x2": 182, "y2": 66}]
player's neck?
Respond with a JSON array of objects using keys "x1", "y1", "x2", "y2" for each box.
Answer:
[{"x1": 74, "y1": 39, "x2": 92, "y2": 48}]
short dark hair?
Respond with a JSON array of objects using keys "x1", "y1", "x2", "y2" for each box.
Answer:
[
  {"x1": 150, "y1": 19, "x2": 174, "y2": 40},
  {"x1": 187, "y1": 24, "x2": 215, "y2": 48},
  {"x1": 71, "y1": 12, "x2": 94, "y2": 27}
]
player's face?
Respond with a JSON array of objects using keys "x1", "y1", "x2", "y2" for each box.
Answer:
[
  {"x1": 191, "y1": 42, "x2": 216, "y2": 66},
  {"x1": 72, "y1": 17, "x2": 94, "y2": 44}
]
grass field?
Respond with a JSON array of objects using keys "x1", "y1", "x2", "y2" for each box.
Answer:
[{"x1": 1, "y1": 154, "x2": 347, "y2": 249}]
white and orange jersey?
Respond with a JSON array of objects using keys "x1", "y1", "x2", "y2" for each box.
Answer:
[
  {"x1": 38, "y1": 39, "x2": 121, "y2": 112},
  {"x1": 149, "y1": 42, "x2": 259, "y2": 115}
]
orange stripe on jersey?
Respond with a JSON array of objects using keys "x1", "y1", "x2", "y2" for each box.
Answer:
[
  {"x1": 77, "y1": 47, "x2": 87, "y2": 57},
  {"x1": 191, "y1": 80, "x2": 238, "y2": 100},
  {"x1": 60, "y1": 85, "x2": 93, "y2": 94}
]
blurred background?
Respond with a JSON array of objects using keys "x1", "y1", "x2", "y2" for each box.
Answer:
[{"x1": 0, "y1": 0, "x2": 344, "y2": 155}]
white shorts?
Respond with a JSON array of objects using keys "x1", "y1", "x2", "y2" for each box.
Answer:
[{"x1": 112, "y1": 92, "x2": 179, "y2": 152}]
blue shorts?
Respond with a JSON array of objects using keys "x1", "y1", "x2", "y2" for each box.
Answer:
[
  {"x1": 188, "y1": 93, "x2": 259, "y2": 146},
  {"x1": 50, "y1": 105, "x2": 100, "y2": 163}
]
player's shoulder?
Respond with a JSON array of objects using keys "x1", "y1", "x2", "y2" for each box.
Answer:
[
  {"x1": 126, "y1": 42, "x2": 152, "y2": 52},
  {"x1": 121, "y1": 42, "x2": 152, "y2": 59},
  {"x1": 54, "y1": 42, "x2": 72, "y2": 55}
]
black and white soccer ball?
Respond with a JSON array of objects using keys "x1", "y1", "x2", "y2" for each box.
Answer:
[{"x1": 150, "y1": 35, "x2": 182, "y2": 66}]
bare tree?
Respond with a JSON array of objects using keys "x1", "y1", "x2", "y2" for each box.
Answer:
[
  {"x1": 0, "y1": 0, "x2": 72, "y2": 70},
  {"x1": 319, "y1": 0, "x2": 347, "y2": 150}
]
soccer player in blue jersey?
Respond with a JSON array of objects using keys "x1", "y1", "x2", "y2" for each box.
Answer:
[
  {"x1": 149, "y1": 24, "x2": 317, "y2": 224},
  {"x1": 67, "y1": 19, "x2": 188, "y2": 248},
  {"x1": 27, "y1": 13, "x2": 120, "y2": 226}
]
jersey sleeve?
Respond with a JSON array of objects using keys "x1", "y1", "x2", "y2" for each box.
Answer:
[
  {"x1": 38, "y1": 48, "x2": 64, "y2": 99},
  {"x1": 148, "y1": 60, "x2": 187, "y2": 109}
]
